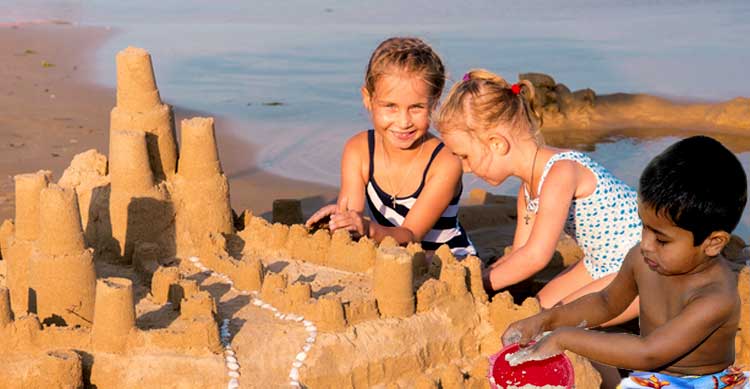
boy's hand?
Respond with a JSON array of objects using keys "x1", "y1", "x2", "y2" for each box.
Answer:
[
  {"x1": 505, "y1": 329, "x2": 566, "y2": 367},
  {"x1": 502, "y1": 313, "x2": 547, "y2": 347}
]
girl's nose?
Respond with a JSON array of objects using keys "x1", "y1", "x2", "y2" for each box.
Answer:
[{"x1": 397, "y1": 110, "x2": 413, "y2": 129}]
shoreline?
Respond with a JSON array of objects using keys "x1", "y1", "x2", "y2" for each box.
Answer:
[{"x1": 0, "y1": 23, "x2": 337, "y2": 223}]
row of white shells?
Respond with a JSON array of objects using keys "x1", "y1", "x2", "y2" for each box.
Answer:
[{"x1": 188, "y1": 256, "x2": 317, "y2": 388}]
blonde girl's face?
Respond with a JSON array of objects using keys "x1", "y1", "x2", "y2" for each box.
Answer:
[
  {"x1": 442, "y1": 129, "x2": 510, "y2": 186},
  {"x1": 362, "y1": 72, "x2": 432, "y2": 150}
]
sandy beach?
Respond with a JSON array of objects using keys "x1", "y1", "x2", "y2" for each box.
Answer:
[{"x1": 0, "y1": 23, "x2": 337, "y2": 225}]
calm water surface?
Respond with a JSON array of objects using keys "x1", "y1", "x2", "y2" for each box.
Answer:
[{"x1": 3, "y1": 0, "x2": 749, "y2": 236}]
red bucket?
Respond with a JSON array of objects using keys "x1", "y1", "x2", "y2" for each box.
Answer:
[{"x1": 488, "y1": 342, "x2": 574, "y2": 389}]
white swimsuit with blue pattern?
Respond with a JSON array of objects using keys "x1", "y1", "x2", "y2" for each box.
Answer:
[{"x1": 524, "y1": 151, "x2": 642, "y2": 279}]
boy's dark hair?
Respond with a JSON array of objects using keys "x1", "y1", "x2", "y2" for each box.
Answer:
[{"x1": 639, "y1": 135, "x2": 747, "y2": 245}]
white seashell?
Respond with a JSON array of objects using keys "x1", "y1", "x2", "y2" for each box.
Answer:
[
  {"x1": 292, "y1": 360, "x2": 303, "y2": 368},
  {"x1": 226, "y1": 356, "x2": 237, "y2": 363},
  {"x1": 289, "y1": 367, "x2": 299, "y2": 381},
  {"x1": 279, "y1": 314, "x2": 287, "y2": 320},
  {"x1": 239, "y1": 290, "x2": 250, "y2": 295},
  {"x1": 227, "y1": 362, "x2": 240, "y2": 371},
  {"x1": 189, "y1": 256, "x2": 200, "y2": 263},
  {"x1": 227, "y1": 380, "x2": 240, "y2": 389},
  {"x1": 303, "y1": 320, "x2": 312, "y2": 327},
  {"x1": 223, "y1": 318, "x2": 230, "y2": 324},
  {"x1": 290, "y1": 381, "x2": 301, "y2": 388},
  {"x1": 274, "y1": 312, "x2": 282, "y2": 318},
  {"x1": 294, "y1": 316, "x2": 304, "y2": 322},
  {"x1": 269, "y1": 306, "x2": 279, "y2": 313},
  {"x1": 252, "y1": 299, "x2": 263, "y2": 307},
  {"x1": 228, "y1": 371, "x2": 240, "y2": 378},
  {"x1": 225, "y1": 349, "x2": 235, "y2": 356},
  {"x1": 229, "y1": 378, "x2": 239, "y2": 386},
  {"x1": 261, "y1": 303, "x2": 272, "y2": 309},
  {"x1": 306, "y1": 336, "x2": 315, "y2": 343},
  {"x1": 295, "y1": 351, "x2": 307, "y2": 361},
  {"x1": 302, "y1": 344, "x2": 311, "y2": 353}
]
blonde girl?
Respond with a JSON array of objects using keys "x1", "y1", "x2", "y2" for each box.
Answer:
[
  {"x1": 305, "y1": 37, "x2": 475, "y2": 257},
  {"x1": 434, "y1": 69, "x2": 641, "y2": 323}
]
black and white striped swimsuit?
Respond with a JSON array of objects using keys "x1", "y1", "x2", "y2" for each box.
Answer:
[{"x1": 365, "y1": 130, "x2": 476, "y2": 257}]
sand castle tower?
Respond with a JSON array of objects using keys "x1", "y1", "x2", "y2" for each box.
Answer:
[
  {"x1": 108, "y1": 129, "x2": 173, "y2": 263},
  {"x1": 173, "y1": 117, "x2": 233, "y2": 255},
  {"x1": 110, "y1": 46, "x2": 177, "y2": 181},
  {"x1": 28, "y1": 185, "x2": 96, "y2": 327},
  {"x1": 373, "y1": 246, "x2": 415, "y2": 317},
  {"x1": 4, "y1": 171, "x2": 50, "y2": 316},
  {"x1": 91, "y1": 277, "x2": 136, "y2": 353}
]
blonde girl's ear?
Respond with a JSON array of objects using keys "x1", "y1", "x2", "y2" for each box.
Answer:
[
  {"x1": 361, "y1": 86, "x2": 373, "y2": 112},
  {"x1": 486, "y1": 132, "x2": 510, "y2": 156},
  {"x1": 702, "y1": 230, "x2": 731, "y2": 257}
]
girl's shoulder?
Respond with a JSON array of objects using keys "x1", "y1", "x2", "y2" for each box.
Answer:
[
  {"x1": 425, "y1": 136, "x2": 462, "y2": 176},
  {"x1": 343, "y1": 130, "x2": 371, "y2": 152}
]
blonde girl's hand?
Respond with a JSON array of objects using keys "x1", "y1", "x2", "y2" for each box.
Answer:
[
  {"x1": 304, "y1": 204, "x2": 338, "y2": 228},
  {"x1": 501, "y1": 314, "x2": 547, "y2": 347}
]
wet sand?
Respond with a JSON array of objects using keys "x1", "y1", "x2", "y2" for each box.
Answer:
[{"x1": 0, "y1": 23, "x2": 337, "y2": 224}]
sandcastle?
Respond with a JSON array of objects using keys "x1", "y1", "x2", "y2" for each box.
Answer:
[{"x1": 0, "y1": 46, "x2": 747, "y2": 388}]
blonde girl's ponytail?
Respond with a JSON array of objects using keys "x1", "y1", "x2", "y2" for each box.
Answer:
[{"x1": 435, "y1": 69, "x2": 544, "y2": 144}]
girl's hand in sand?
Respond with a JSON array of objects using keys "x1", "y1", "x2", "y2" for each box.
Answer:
[
  {"x1": 305, "y1": 204, "x2": 338, "y2": 228},
  {"x1": 502, "y1": 314, "x2": 547, "y2": 347},
  {"x1": 327, "y1": 196, "x2": 371, "y2": 238}
]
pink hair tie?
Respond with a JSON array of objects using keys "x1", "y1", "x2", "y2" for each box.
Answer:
[
  {"x1": 511, "y1": 83, "x2": 521, "y2": 95},
  {"x1": 462, "y1": 73, "x2": 471, "y2": 82}
]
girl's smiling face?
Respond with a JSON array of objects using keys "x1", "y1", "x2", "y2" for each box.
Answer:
[{"x1": 362, "y1": 71, "x2": 432, "y2": 150}]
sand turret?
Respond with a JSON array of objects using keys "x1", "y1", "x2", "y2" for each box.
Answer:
[
  {"x1": 373, "y1": 246, "x2": 415, "y2": 318},
  {"x1": 0, "y1": 287, "x2": 11, "y2": 327},
  {"x1": 108, "y1": 129, "x2": 172, "y2": 262},
  {"x1": 92, "y1": 277, "x2": 136, "y2": 353},
  {"x1": 173, "y1": 117, "x2": 233, "y2": 255},
  {"x1": 110, "y1": 46, "x2": 177, "y2": 181},
  {"x1": 4, "y1": 171, "x2": 50, "y2": 316},
  {"x1": 28, "y1": 185, "x2": 96, "y2": 327}
]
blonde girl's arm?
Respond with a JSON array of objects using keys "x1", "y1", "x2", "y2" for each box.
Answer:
[
  {"x1": 488, "y1": 187, "x2": 532, "y2": 270},
  {"x1": 370, "y1": 147, "x2": 463, "y2": 244},
  {"x1": 486, "y1": 161, "x2": 578, "y2": 290},
  {"x1": 305, "y1": 132, "x2": 368, "y2": 227}
]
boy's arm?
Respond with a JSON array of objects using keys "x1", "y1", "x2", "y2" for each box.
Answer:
[
  {"x1": 547, "y1": 284, "x2": 735, "y2": 371},
  {"x1": 503, "y1": 245, "x2": 639, "y2": 345}
]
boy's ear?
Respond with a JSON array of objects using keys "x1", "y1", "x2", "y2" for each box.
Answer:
[
  {"x1": 361, "y1": 86, "x2": 372, "y2": 112},
  {"x1": 701, "y1": 230, "x2": 731, "y2": 257},
  {"x1": 486, "y1": 133, "x2": 510, "y2": 156}
]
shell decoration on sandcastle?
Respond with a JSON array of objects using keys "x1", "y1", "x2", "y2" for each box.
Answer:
[{"x1": 2, "y1": 46, "x2": 746, "y2": 388}]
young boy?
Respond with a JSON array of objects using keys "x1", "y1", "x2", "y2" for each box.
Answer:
[{"x1": 502, "y1": 135, "x2": 749, "y2": 388}]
